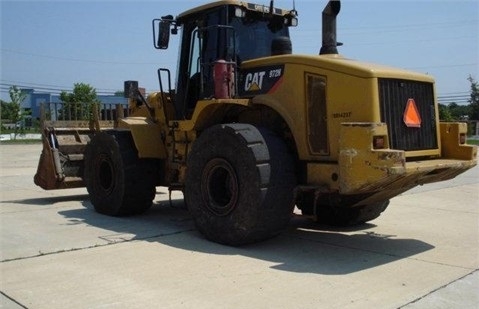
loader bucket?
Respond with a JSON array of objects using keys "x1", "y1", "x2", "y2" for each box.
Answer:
[
  {"x1": 34, "y1": 102, "x2": 128, "y2": 190},
  {"x1": 34, "y1": 126, "x2": 93, "y2": 190}
]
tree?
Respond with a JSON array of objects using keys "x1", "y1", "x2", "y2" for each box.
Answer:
[
  {"x1": 1, "y1": 99, "x2": 15, "y2": 120},
  {"x1": 447, "y1": 102, "x2": 471, "y2": 121},
  {"x1": 467, "y1": 75, "x2": 479, "y2": 120},
  {"x1": 5, "y1": 86, "x2": 27, "y2": 139},
  {"x1": 438, "y1": 103, "x2": 453, "y2": 121},
  {"x1": 59, "y1": 83, "x2": 100, "y2": 121}
]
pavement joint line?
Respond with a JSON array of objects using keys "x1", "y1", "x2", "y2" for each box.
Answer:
[
  {"x1": 399, "y1": 257, "x2": 477, "y2": 271},
  {"x1": 390, "y1": 204, "x2": 479, "y2": 215},
  {"x1": 0, "y1": 228, "x2": 196, "y2": 263},
  {"x1": 400, "y1": 183, "x2": 478, "y2": 196},
  {"x1": 0, "y1": 205, "x2": 80, "y2": 215},
  {"x1": 287, "y1": 234, "x2": 477, "y2": 271},
  {"x1": 1, "y1": 291, "x2": 29, "y2": 309},
  {"x1": 396, "y1": 269, "x2": 479, "y2": 309}
]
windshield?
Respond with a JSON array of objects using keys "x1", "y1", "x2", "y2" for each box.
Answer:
[{"x1": 230, "y1": 16, "x2": 290, "y2": 62}]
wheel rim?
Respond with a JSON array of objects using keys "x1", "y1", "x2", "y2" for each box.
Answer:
[
  {"x1": 97, "y1": 153, "x2": 114, "y2": 194},
  {"x1": 201, "y1": 158, "x2": 239, "y2": 216}
]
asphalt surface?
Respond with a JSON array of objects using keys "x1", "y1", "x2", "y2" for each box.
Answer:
[{"x1": 1, "y1": 143, "x2": 478, "y2": 309}]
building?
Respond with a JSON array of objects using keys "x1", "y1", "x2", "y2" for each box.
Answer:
[{"x1": 20, "y1": 89, "x2": 128, "y2": 120}]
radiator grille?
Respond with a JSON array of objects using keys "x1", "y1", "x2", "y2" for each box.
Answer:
[{"x1": 378, "y1": 78, "x2": 437, "y2": 151}]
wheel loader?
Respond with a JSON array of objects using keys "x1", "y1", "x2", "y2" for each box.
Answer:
[{"x1": 34, "y1": 0, "x2": 477, "y2": 245}]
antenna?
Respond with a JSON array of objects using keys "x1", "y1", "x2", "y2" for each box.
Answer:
[
  {"x1": 291, "y1": 0, "x2": 298, "y2": 16},
  {"x1": 269, "y1": 0, "x2": 274, "y2": 15}
]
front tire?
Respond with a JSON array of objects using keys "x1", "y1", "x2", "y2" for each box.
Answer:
[
  {"x1": 185, "y1": 124, "x2": 296, "y2": 246},
  {"x1": 84, "y1": 130, "x2": 158, "y2": 216}
]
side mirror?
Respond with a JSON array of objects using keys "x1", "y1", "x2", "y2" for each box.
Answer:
[{"x1": 153, "y1": 19, "x2": 172, "y2": 50}]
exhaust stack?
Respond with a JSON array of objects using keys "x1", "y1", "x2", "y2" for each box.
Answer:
[{"x1": 320, "y1": 0, "x2": 341, "y2": 55}]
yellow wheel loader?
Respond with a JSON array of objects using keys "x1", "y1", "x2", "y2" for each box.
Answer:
[{"x1": 34, "y1": 0, "x2": 477, "y2": 245}]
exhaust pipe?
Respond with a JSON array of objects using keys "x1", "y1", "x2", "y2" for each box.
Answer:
[{"x1": 320, "y1": 0, "x2": 341, "y2": 55}]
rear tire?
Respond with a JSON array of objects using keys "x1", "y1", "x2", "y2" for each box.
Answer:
[
  {"x1": 84, "y1": 130, "x2": 158, "y2": 216},
  {"x1": 185, "y1": 124, "x2": 296, "y2": 246}
]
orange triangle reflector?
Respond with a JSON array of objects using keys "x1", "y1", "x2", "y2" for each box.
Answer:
[{"x1": 403, "y1": 98, "x2": 421, "y2": 128}]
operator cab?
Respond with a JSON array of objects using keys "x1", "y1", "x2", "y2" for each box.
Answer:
[{"x1": 153, "y1": 1, "x2": 297, "y2": 119}]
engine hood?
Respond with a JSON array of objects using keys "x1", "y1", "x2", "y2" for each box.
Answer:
[{"x1": 241, "y1": 54, "x2": 435, "y2": 82}]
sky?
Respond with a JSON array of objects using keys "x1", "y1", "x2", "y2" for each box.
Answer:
[{"x1": 1, "y1": 0, "x2": 478, "y2": 104}]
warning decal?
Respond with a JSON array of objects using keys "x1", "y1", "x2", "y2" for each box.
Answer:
[{"x1": 403, "y1": 98, "x2": 422, "y2": 128}]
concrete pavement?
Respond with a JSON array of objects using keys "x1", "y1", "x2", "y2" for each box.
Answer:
[{"x1": 1, "y1": 143, "x2": 478, "y2": 309}]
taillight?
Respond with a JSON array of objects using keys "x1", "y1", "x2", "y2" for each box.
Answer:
[
  {"x1": 459, "y1": 133, "x2": 466, "y2": 145},
  {"x1": 373, "y1": 136, "x2": 386, "y2": 149}
]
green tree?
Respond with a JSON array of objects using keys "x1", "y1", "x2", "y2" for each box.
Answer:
[
  {"x1": 59, "y1": 83, "x2": 100, "y2": 120},
  {"x1": 6, "y1": 86, "x2": 28, "y2": 139},
  {"x1": 1, "y1": 99, "x2": 15, "y2": 120},
  {"x1": 438, "y1": 103, "x2": 453, "y2": 121},
  {"x1": 467, "y1": 75, "x2": 479, "y2": 120},
  {"x1": 448, "y1": 102, "x2": 471, "y2": 120}
]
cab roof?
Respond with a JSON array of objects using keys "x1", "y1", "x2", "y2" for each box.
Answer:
[{"x1": 177, "y1": 0, "x2": 293, "y2": 21}]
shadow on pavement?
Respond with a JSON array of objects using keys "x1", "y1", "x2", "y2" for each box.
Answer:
[
  {"x1": 53, "y1": 195, "x2": 435, "y2": 275},
  {"x1": 1, "y1": 194, "x2": 90, "y2": 206}
]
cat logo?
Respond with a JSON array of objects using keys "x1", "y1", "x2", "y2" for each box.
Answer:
[
  {"x1": 239, "y1": 65, "x2": 284, "y2": 96},
  {"x1": 244, "y1": 71, "x2": 266, "y2": 92}
]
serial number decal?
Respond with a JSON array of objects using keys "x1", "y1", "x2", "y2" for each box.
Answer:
[
  {"x1": 269, "y1": 68, "x2": 282, "y2": 78},
  {"x1": 332, "y1": 112, "x2": 352, "y2": 118}
]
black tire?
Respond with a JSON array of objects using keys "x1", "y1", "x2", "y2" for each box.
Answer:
[
  {"x1": 84, "y1": 130, "x2": 158, "y2": 216},
  {"x1": 185, "y1": 124, "x2": 296, "y2": 246}
]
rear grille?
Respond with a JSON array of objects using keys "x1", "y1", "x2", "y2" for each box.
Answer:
[{"x1": 378, "y1": 78, "x2": 437, "y2": 151}]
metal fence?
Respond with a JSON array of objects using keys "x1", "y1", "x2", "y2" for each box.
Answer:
[{"x1": 40, "y1": 102, "x2": 130, "y2": 122}]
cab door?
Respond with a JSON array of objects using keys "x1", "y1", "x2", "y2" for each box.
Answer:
[{"x1": 175, "y1": 8, "x2": 228, "y2": 119}]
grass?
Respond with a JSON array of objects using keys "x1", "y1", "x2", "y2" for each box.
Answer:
[
  {"x1": 0, "y1": 139, "x2": 42, "y2": 144},
  {"x1": 467, "y1": 139, "x2": 479, "y2": 145},
  {"x1": 0, "y1": 129, "x2": 42, "y2": 144},
  {"x1": 0, "y1": 128, "x2": 41, "y2": 134}
]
